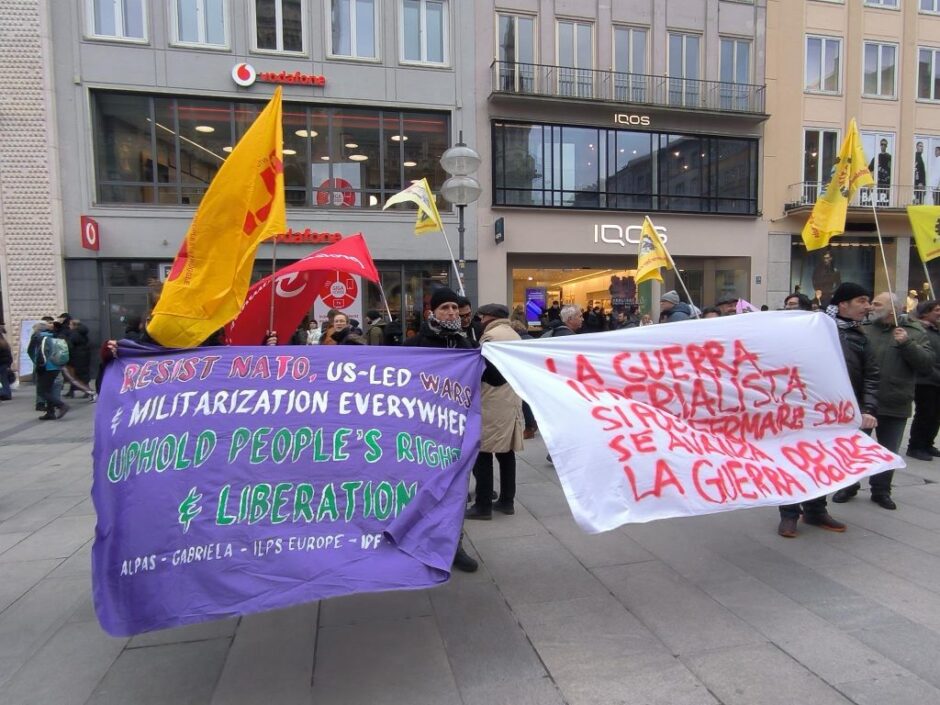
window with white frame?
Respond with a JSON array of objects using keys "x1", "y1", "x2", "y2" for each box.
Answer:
[
  {"x1": 401, "y1": 0, "x2": 448, "y2": 65},
  {"x1": 803, "y1": 128, "x2": 839, "y2": 203},
  {"x1": 720, "y1": 37, "x2": 751, "y2": 109},
  {"x1": 173, "y1": 0, "x2": 226, "y2": 46},
  {"x1": 254, "y1": 0, "x2": 303, "y2": 53},
  {"x1": 922, "y1": 0, "x2": 940, "y2": 12},
  {"x1": 330, "y1": 0, "x2": 377, "y2": 59},
  {"x1": 863, "y1": 42, "x2": 896, "y2": 97},
  {"x1": 557, "y1": 19, "x2": 594, "y2": 98},
  {"x1": 805, "y1": 35, "x2": 841, "y2": 93},
  {"x1": 865, "y1": 0, "x2": 898, "y2": 7},
  {"x1": 88, "y1": 0, "x2": 146, "y2": 40},
  {"x1": 497, "y1": 13, "x2": 536, "y2": 92},
  {"x1": 919, "y1": 47, "x2": 940, "y2": 99},
  {"x1": 613, "y1": 26, "x2": 647, "y2": 101},
  {"x1": 668, "y1": 32, "x2": 701, "y2": 106}
]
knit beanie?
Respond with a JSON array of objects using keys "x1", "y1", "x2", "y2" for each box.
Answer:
[
  {"x1": 429, "y1": 287, "x2": 460, "y2": 312},
  {"x1": 830, "y1": 282, "x2": 870, "y2": 306},
  {"x1": 660, "y1": 290, "x2": 681, "y2": 305}
]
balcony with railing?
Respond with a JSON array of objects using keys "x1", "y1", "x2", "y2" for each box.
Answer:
[
  {"x1": 784, "y1": 182, "x2": 933, "y2": 212},
  {"x1": 490, "y1": 61, "x2": 767, "y2": 115}
]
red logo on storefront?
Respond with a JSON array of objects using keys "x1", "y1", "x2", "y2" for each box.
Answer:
[
  {"x1": 273, "y1": 228, "x2": 344, "y2": 244},
  {"x1": 231, "y1": 63, "x2": 325, "y2": 88},
  {"x1": 80, "y1": 216, "x2": 99, "y2": 251},
  {"x1": 319, "y1": 272, "x2": 358, "y2": 310},
  {"x1": 316, "y1": 178, "x2": 356, "y2": 208}
]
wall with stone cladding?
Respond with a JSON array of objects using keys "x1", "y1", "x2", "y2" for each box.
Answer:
[{"x1": 0, "y1": 0, "x2": 66, "y2": 368}]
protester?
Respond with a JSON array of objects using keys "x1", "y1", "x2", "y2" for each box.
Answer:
[
  {"x1": 318, "y1": 309, "x2": 341, "y2": 345},
  {"x1": 363, "y1": 309, "x2": 387, "y2": 345},
  {"x1": 777, "y1": 282, "x2": 878, "y2": 537},
  {"x1": 907, "y1": 299, "x2": 940, "y2": 461},
  {"x1": 660, "y1": 291, "x2": 692, "y2": 323},
  {"x1": 0, "y1": 325, "x2": 12, "y2": 401},
  {"x1": 404, "y1": 287, "x2": 477, "y2": 572},
  {"x1": 639, "y1": 314, "x2": 653, "y2": 326},
  {"x1": 783, "y1": 293, "x2": 813, "y2": 311},
  {"x1": 27, "y1": 320, "x2": 69, "y2": 420},
  {"x1": 833, "y1": 292, "x2": 932, "y2": 509},
  {"x1": 542, "y1": 305, "x2": 582, "y2": 337},
  {"x1": 466, "y1": 304, "x2": 525, "y2": 520},
  {"x1": 329, "y1": 313, "x2": 362, "y2": 344},
  {"x1": 457, "y1": 296, "x2": 482, "y2": 346},
  {"x1": 547, "y1": 301, "x2": 561, "y2": 322},
  {"x1": 907, "y1": 289, "x2": 920, "y2": 314},
  {"x1": 509, "y1": 304, "x2": 527, "y2": 329},
  {"x1": 290, "y1": 317, "x2": 309, "y2": 345},
  {"x1": 509, "y1": 320, "x2": 539, "y2": 438},
  {"x1": 64, "y1": 320, "x2": 95, "y2": 400},
  {"x1": 701, "y1": 306, "x2": 721, "y2": 319},
  {"x1": 583, "y1": 304, "x2": 607, "y2": 333},
  {"x1": 716, "y1": 295, "x2": 738, "y2": 316},
  {"x1": 306, "y1": 318, "x2": 322, "y2": 344}
]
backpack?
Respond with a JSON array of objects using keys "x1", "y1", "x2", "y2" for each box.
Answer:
[{"x1": 42, "y1": 337, "x2": 70, "y2": 366}]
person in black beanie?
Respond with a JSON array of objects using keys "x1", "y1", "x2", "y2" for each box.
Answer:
[
  {"x1": 778, "y1": 281, "x2": 878, "y2": 537},
  {"x1": 403, "y1": 286, "x2": 478, "y2": 573}
]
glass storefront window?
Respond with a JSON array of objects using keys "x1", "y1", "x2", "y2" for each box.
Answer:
[
  {"x1": 790, "y1": 238, "x2": 876, "y2": 308},
  {"x1": 93, "y1": 90, "x2": 450, "y2": 209},
  {"x1": 493, "y1": 120, "x2": 758, "y2": 215}
]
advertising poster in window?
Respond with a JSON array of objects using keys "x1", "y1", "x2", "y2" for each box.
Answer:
[
  {"x1": 313, "y1": 273, "x2": 364, "y2": 331},
  {"x1": 525, "y1": 287, "x2": 547, "y2": 325},
  {"x1": 312, "y1": 163, "x2": 362, "y2": 208},
  {"x1": 790, "y1": 240, "x2": 876, "y2": 309},
  {"x1": 860, "y1": 132, "x2": 894, "y2": 207},
  {"x1": 914, "y1": 136, "x2": 940, "y2": 206}
]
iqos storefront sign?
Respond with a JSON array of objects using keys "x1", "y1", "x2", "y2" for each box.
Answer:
[{"x1": 593, "y1": 223, "x2": 668, "y2": 247}]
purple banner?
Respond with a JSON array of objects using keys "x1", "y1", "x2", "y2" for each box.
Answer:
[{"x1": 92, "y1": 342, "x2": 483, "y2": 636}]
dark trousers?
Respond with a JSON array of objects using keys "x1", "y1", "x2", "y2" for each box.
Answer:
[
  {"x1": 852, "y1": 416, "x2": 907, "y2": 495},
  {"x1": 472, "y1": 451, "x2": 516, "y2": 509},
  {"x1": 909, "y1": 384, "x2": 940, "y2": 451},
  {"x1": 35, "y1": 368, "x2": 63, "y2": 412},
  {"x1": 779, "y1": 495, "x2": 828, "y2": 520}
]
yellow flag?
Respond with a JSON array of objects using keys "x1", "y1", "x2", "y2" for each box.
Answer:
[
  {"x1": 147, "y1": 87, "x2": 286, "y2": 348},
  {"x1": 383, "y1": 178, "x2": 444, "y2": 235},
  {"x1": 907, "y1": 206, "x2": 940, "y2": 263},
  {"x1": 801, "y1": 118, "x2": 875, "y2": 252},
  {"x1": 634, "y1": 216, "x2": 672, "y2": 285}
]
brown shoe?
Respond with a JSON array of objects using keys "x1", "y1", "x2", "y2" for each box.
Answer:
[
  {"x1": 803, "y1": 512, "x2": 846, "y2": 532},
  {"x1": 523, "y1": 428, "x2": 536, "y2": 440},
  {"x1": 777, "y1": 516, "x2": 798, "y2": 538}
]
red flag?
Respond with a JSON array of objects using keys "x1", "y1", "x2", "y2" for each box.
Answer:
[{"x1": 226, "y1": 233, "x2": 380, "y2": 345}]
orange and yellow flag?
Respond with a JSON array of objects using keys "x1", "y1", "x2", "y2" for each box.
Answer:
[
  {"x1": 801, "y1": 118, "x2": 874, "y2": 252},
  {"x1": 382, "y1": 178, "x2": 444, "y2": 235},
  {"x1": 147, "y1": 87, "x2": 286, "y2": 348},
  {"x1": 634, "y1": 216, "x2": 672, "y2": 285},
  {"x1": 907, "y1": 206, "x2": 940, "y2": 263}
]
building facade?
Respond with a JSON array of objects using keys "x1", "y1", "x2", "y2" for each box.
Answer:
[
  {"x1": 764, "y1": 0, "x2": 940, "y2": 310},
  {"x1": 473, "y1": 0, "x2": 768, "y2": 321},
  {"x1": 0, "y1": 0, "x2": 478, "y2": 354}
]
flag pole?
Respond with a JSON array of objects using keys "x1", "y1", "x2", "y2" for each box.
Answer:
[
  {"x1": 870, "y1": 196, "x2": 899, "y2": 326},
  {"x1": 662, "y1": 248, "x2": 700, "y2": 318},
  {"x1": 377, "y1": 280, "x2": 394, "y2": 323},
  {"x1": 268, "y1": 237, "x2": 278, "y2": 335},
  {"x1": 440, "y1": 227, "x2": 465, "y2": 296},
  {"x1": 922, "y1": 260, "x2": 936, "y2": 299}
]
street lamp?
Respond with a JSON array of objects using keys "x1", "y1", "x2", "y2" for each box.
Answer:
[{"x1": 440, "y1": 132, "x2": 481, "y2": 272}]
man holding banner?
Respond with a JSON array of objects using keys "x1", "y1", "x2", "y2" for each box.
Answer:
[{"x1": 778, "y1": 282, "x2": 879, "y2": 537}]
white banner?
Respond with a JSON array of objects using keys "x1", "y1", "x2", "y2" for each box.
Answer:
[{"x1": 482, "y1": 312, "x2": 904, "y2": 533}]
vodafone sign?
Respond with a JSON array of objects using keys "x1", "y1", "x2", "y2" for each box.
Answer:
[
  {"x1": 232, "y1": 63, "x2": 325, "y2": 88},
  {"x1": 80, "y1": 215, "x2": 100, "y2": 251}
]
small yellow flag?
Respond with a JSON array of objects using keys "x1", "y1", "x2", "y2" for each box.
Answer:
[
  {"x1": 383, "y1": 178, "x2": 444, "y2": 235},
  {"x1": 634, "y1": 216, "x2": 672, "y2": 285},
  {"x1": 801, "y1": 118, "x2": 875, "y2": 252},
  {"x1": 147, "y1": 87, "x2": 286, "y2": 348},
  {"x1": 907, "y1": 206, "x2": 940, "y2": 263}
]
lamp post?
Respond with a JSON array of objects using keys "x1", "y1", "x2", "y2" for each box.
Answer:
[{"x1": 440, "y1": 132, "x2": 481, "y2": 290}]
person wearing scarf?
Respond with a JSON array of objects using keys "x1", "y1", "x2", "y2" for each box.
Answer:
[{"x1": 778, "y1": 282, "x2": 878, "y2": 538}]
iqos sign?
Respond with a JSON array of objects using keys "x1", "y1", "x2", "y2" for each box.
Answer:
[
  {"x1": 593, "y1": 223, "x2": 668, "y2": 247},
  {"x1": 614, "y1": 113, "x2": 651, "y2": 126}
]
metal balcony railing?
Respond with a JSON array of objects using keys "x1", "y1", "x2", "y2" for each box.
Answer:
[
  {"x1": 785, "y1": 182, "x2": 935, "y2": 211},
  {"x1": 491, "y1": 61, "x2": 766, "y2": 114}
]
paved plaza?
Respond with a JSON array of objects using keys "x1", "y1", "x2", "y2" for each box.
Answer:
[{"x1": 3, "y1": 390, "x2": 940, "y2": 705}]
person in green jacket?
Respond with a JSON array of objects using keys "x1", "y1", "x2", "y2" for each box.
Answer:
[
  {"x1": 833, "y1": 292, "x2": 934, "y2": 509},
  {"x1": 907, "y1": 299, "x2": 940, "y2": 460}
]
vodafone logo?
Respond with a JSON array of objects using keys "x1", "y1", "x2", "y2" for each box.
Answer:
[
  {"x1": 80, "y1": 215, "x2": 100, "y2": 252},
  {"x1": 232, "y1": 63, "x2": 257, "y2": 87},
  {"x1": 319, "y1": 273, "x2": 358, "y2": 309},
  {"x1": 316, "y1": 178, "x2": 356, "y2": 208},
  {"x1": 274, "y1": 272, "x2": 307, "y2": 299}
]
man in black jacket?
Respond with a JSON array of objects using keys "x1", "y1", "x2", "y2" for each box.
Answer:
[
  {"x1": 908, "y1": 299, "x2": 940, "y2": 460},
  {"x1": 542, "y1": 305, "x2": 582, "y2": 337},
  {"x1": 778, "y1": 282, "x2": 879, "y2": 537}
]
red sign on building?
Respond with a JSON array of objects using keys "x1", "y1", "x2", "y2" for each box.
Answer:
[
  {"x1": 232, "y1": 63, "x2": 325, "y2": 88},
  {"x1": 80, "y1": 216, "x2": 99, "y2": 251}
]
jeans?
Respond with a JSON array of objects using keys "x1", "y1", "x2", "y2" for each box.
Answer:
[
  {"x1": 848, "y1": 416, "x2": 907, "y2": 495},
  {"x1": 0, "y1": 364, "x2": 10, "y2": 398},
  {"x1": 472, "y1": 451, "x2": 517, "y2": 510},
  {"x1": 909, "y1": 384, "x2": 940, "y2": 451},
  {"x1": 35, "y1": 368, "x2": 63, "y2": 413},
  {"x1": 779, "y1": 495, "x2": 828, "y2": 520}
]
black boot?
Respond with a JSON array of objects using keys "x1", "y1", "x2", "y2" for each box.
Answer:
[{"x1": 452, "y1": 543, "x2": 478, "y2": 572}]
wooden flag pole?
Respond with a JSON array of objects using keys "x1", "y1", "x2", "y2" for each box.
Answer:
[
  {"x1": 870, "y1": 196, "x2": 899, "y2": 327},
  {"x1": 662, "y1": 248, "x2": 700, "y2": 319},
  {"x1": 922, "y1": 260, "x2": 936, "y2": 300},
  {"x1": 377, "y1": 280, "x2": 394, "y2": 324}
]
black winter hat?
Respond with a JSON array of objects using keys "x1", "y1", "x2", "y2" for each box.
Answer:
[
  {"x1": 830, "y1": 282, "x2": 871, "y2": 306},
  {"x1": 429, "y1": 287, "x2": 460, "y2": 312}
]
